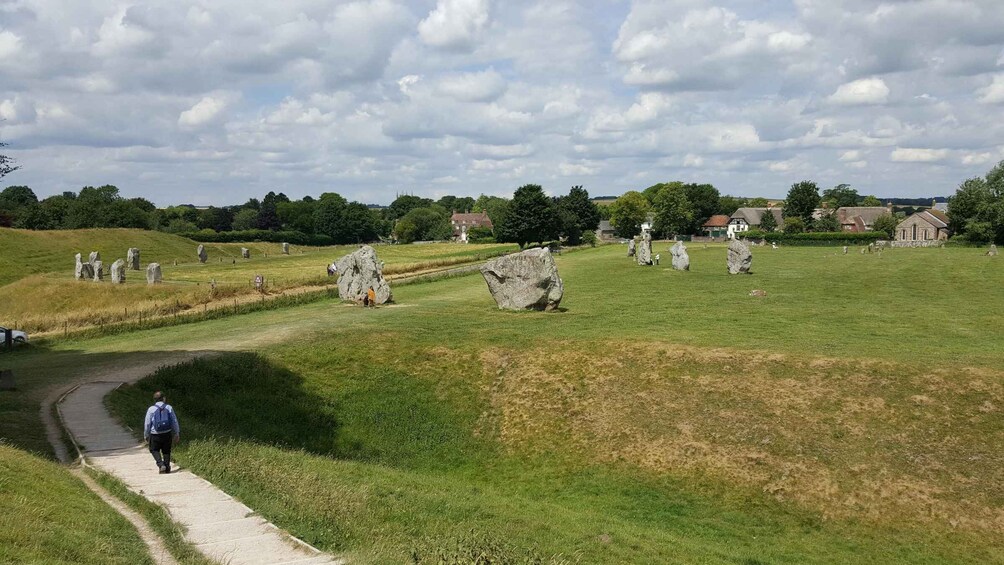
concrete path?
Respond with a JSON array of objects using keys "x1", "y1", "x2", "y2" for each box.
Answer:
[{"x1": 59, "y1": 381, "x2": 343, "y2": 565}]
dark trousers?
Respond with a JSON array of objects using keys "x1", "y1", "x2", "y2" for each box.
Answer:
[{"x1": 149, "y1": 433, "x2": 173, "y2": 469}]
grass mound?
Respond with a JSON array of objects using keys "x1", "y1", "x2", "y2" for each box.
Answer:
[{"x1": 0, "y1": 443, "x2": 153, "y2": 564}]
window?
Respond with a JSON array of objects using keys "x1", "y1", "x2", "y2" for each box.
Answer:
[
  {"x1": 912, "y1": 224, "x2": 917, "y2": 240},
  {"x1": 900, "y1": 229, "x2": 906, "y2": 240},
  {"x1": 924, "y1": 229, "x2": 930, "y2": 240}
]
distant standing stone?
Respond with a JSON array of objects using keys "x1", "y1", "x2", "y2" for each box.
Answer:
[
  {"x1": 127, "y1": 248, "x2": 140, "y2": 270},
  {"x1": 727, "y1": 239, "x2": 752, "y2": 274},
  {"x1": 282, "y1": 242, "x2": 290, "y2": 254},
  {"x1": 110, "y1": 259, "x2": 126, "y2": 284},
  {"x1": 88, "y1": 251, "x2": 100, "y2": 264},
  {"x1": 241, "y1": 247, "x2": 250, "y2": 259},
  {"x1": 843, "y1": 246, "x2": 848, "y2": 255},
  {"x1": 636, "y1": 233, "x2": 653, "y2": 266},
  {"x1": 92, "y1": 260, "x2": 104, "y2": 282},
  {"x1": 76, "y1": 254, "x2": 95, "y2": 281},
  {"x1": 146, "y1": 263, "x2": 163, "y2": 284},
  {"x1": 990, "y1": 244, "x2": 999, "y2": 257},
  {"x1": 197, "y1": 244, "x2": 207, "y2": 264},
  {"x1": 749, "y1": 289, "x2": 767, "y2": 297},
  {"x1": 480, "y1": 247, "x2": 563, "y2": 311},
  {"x1": 627, "y1": 239, "x2": 636, "y2": 257},
  {"x1": 670, "y1": 241, "x2": 690, "y2": 271},
  {"x1": 75, "y1": 253, "x2": 85, "y2": 280}
]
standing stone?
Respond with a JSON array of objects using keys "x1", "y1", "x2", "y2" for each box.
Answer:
[
  {"x1": 843, "y1": 246, "x2": 848, "y2": 255},
  {"x1": 727, "y1": 239, "x2": 752, "y2": 274},
  {"x1": 197, "y1": 244, "x2": 207, "y2": 264},
  {"x1": 79, "y1": 262, "x2": 95, "y2": 280},
  {"x1": 282, "y1": 242, "x2": 290, "y2": 255},
  {"x1": 146, "y1": 263, "x2": 163, "y2": 284},
  {"x1": 636, "y1": 233, "x2": 653, "y2": 266},
  {"x1": 670, "y1": 241, "x2": 690, "y2": 271},
  {"x1": 88, "y1": 251, "x2": 100, "y2": 265},
  {"x1": 627, "y1": 239, "x2": 636, "y2": 257},
  {"x1": 990, "y1": 244, "x2": 999, "y2": 257},
  {"x1": 92, "y1": 260, "x2": 104, "y2": 282},
  {"x1": 241, "y1": 247, "x2": 250, "y2": 259},
  {"x1": 335, "y1": 245, "x2": 392, "y2": 305},
  {"x1": 75, "y1": 253, "x2": 85, "y2": 280},
  {"x1": 127, "y1": 248, "x2": 140, "y2": 270},
  {"x1": 110, "y1": 259, "x2": 126, "y2": 284},
  {"x1": 480, "y1": 247, "x2": 563, "y2": 311}
]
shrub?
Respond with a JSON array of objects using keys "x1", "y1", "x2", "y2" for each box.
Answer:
[
  {"x1": 741, "y1": 230, "x2": 882, "y2": 245},
  {"x1": 466, "y1": 226, "x2": 494, "y2": 244},
  {"x1": 181, "y1": 230, "x2": 335, "y2": 246}
]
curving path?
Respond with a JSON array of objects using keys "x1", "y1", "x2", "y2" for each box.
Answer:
[{"x1": 58, "y1": 371, "x2": 344, "y2": 565}]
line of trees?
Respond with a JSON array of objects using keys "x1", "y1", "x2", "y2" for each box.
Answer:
[
  {"x1": 947, "y1": 160, "x2": 1004, "y2": 244},
  {"x1": 608, "y1": 182, "x2": 773, "y2": 238}
]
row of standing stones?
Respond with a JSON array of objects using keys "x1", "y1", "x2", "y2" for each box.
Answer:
[
  {"x1": 628, "y1": 235, "x2": 750, "y2": 274},
  {"x1": 74, "y1": 243, "x2": 295, "y2": 285}
]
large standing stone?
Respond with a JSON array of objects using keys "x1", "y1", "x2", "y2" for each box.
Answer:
[
  {"x1": 636, "y1": 232, "x2": 653, "y2": 266},
  {"x1": 480, "y1": 248, "x2": 563, "y2": 311},
  {"x1": 110, "y1": 259, "x2": 126, "y2": 284},
  {"x1": 76, "y1": 254, "x2": 95, "y2": 280},
  {"x1": 282, "y1": 242, "x2": 290, "y2": 255},
  {"x1": 336, "y1": 246, "x2": 392, "y2": 304},
  {"x1": 75, "y1": 253, "x2": 85, "y2": 280},
  {"x1": 241, "y1": 247, "x2": 250, "y2": 259},
  {"x1": 990, "y1": 244, "x2": 999, "y2": 257},
  {"x1": 88, "y1": 251, "x2": 100, "y2": 265},
  {"x1": 127, "y1": 248, "x2": 140, "y2": 270},
  {"x1": 92, "y1": 260, "x2": 104, "y2": 282},
  {"x1": 627, "y1": 239, "x2": 636, "y2": 257},
  {"x1": 670, "y1": 241, "x2": 690, "y2": 271},
  {"x1": 197, "y1": 244, "x2": 207, "y2": 264},
  {"x1": 146, "y1": 263, "x2": 162, "y2": 284},
  {"x1": 727, "y1": 239, "x2": 752, "y2": 274}
]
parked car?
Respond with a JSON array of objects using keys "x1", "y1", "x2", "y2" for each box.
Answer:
[{"x1": 0, "y1": 326, "x2": 28, "y2": 345}]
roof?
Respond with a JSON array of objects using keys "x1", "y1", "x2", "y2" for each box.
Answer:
[
  {"x1": 926, "y1": 208, "x2": 949, "y2": 225},
  {"x1": 703, "y1": 214, "x2": 731, "y2": 228},
  {"x1": 597, "y1": 220, "x2": 613, "y2": 231},
  {"x1": 836, "y1": 207, "x2": 890, "y2": 226},
  {"x1": 450, "y1": 211, "x2": 493, "y2": 229},
  {"x1": 896, "y1": 209, "x2": 949, "y2": 230},
  {"x1": 730, "y1": 208, "x2": 783, "y2": 226}
]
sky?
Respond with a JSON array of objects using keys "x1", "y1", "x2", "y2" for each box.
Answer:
[{"x1": 2, "y1": 0, "x2": 1004, "y2": 206}]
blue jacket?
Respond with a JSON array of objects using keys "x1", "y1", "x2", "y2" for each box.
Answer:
[{"x1": 144, "y1": 402, "x2": 180, "y2": 439}]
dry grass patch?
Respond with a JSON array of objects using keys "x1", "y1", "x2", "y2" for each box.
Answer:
[{"x1": 475, "y1": 340, "x2": 1004, "y2": 535}]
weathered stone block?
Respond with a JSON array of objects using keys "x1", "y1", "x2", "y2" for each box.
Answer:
[{"x1": 480, "y1": 248, "x2": 563, "y2": 311}]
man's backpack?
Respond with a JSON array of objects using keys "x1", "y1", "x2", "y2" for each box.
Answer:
[{"x1": 151, "y1": 405, "x2": 173, "y2": 434}]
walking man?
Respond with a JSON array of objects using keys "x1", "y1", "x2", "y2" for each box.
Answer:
[{"x1": 144, "y1": 391, "x2": 180, "y2": 474}]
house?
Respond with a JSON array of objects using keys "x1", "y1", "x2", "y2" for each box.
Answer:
[
  {"x1": 835, "y1": 206, "x2": 892, "y2": 232},
  {"x1": 450, "y1": 211, "x2": 493, "y2": 243},
  {"x1": 702, "y1": 215, "x2": 730, "y2": 238},
  {"x1": 895, "y1": 209, "x2": 950, "y2": 242},
  {"x1": 640, "y1": 213, "x2": 655, "y2": 235},
  {"x1": 595, "y1": 220, "x2": 616, "y2": 241},
  {"x1": 728, "y1": 208, "x2": 784, "y2": 238}
]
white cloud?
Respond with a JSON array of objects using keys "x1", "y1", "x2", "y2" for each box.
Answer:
[
  {"x1": 977, "y1": 74, "x2": 1004, "y2": 104},
  {"x1": 839, "y1": 150, "x2": 861, "y2": 161},
  {"x1": 829, "y1": 78, "x2": 890, "y2": 105},
  {"x1": 178, "y1": 95, "x2": 230, "y2": 128},
  {"x1": 890, "y1": 148, "x2": 949, "y2": 163},
  {"x1": 558, "y1": 162, "x2": 598, "y2": 176},
  {"x1": 436, "y1": 69, "x2": 507, "y2": 102},
  {"x1": 418, "y1": 0, "x2": 490, "y2": 50},
  {"x1": 0, "y1": 31, "x2": 22, "y2": 59},
  {"x1": 961, "y1": 152, "x2": 993, "y2": 166}
]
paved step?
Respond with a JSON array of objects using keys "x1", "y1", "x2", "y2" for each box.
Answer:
[{"x1": 60, "y1": 381, "x2": 342, "y2": 565}]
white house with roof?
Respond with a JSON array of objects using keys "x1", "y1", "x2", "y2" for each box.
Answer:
[{"x1": 728, "y1": 208, "x2": 784, "y2": 238}]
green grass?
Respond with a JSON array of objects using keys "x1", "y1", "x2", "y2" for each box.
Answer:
[
  {"x1": 6, "y1": 243, "x2": 1003, "y2": 563},
  {"x1": 0, "y1": 443, "x2": 154, "y2": 564}
]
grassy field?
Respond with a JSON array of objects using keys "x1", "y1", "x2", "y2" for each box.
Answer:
[
  {"x1": 0, "y1": 444, "x2": 154, "y2": 564},
  {"x1": 51, "y1": 242, "x2": 998, "y2": 563},
  {"x1": 0, "y1": 227, "x2": 516, "y2": 333}
]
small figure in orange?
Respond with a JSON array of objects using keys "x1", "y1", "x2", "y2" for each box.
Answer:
[{"x1": 367, "y1": 287, "x2": 376, "y2": 307}]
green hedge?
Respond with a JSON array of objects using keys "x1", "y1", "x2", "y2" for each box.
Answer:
[
  {"x1": 180, "y1": 229, "x2": 335, "y2": 246},
  {"x1": 740, "y1": 230, "x2": 883, "y2": 245}
]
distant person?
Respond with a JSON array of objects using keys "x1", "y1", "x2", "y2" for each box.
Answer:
[
  {"x1": 144, "y1": 391, "x2": 180, "y2": 474},
  {"x1": 367, "y1": 286, "x2": 376, "y2": 307},
  {"x1": 326, "y1": 264, "x2": 334, "y2": 276},
  {"x1": 654, "y1": 253, "x2": 660, "y2": 266}
]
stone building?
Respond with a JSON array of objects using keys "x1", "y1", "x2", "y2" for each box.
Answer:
[
  {"x1": 450, "y1": 211, "x2": 493, "y2": 243},
  {"x1": 895, "y1": 209, "x2": 950, "y2": 242}
]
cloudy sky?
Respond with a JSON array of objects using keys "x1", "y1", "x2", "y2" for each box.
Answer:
[{"x1": 2, "y1": 0, "x2": 1003, "y2": 206}]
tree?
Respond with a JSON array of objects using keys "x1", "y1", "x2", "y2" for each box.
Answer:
[
  {"x1": 437, "y1": 195, "x2": 475, "y2": 213},
  {"x1": 394, "y1": 206, "x2": 452, "y2": 243},
  {"x1": 642, "y1": 181, "x2": 683, "y2": 205},
  {"x1": 947, "y1": 160, "x2": 1004, "y2": 243},
  {"x1": 759, "y1": 209, "x2": 778, "y2": 232},
  {"x1": 386, "y1": 194, "x2": 433, "y2": 221},
  {"x1": 783, "y1": 181, "x2": 821, "y2": 225},
  {"x1": 198, "y1": 207, "x2": 234, "y2": 232},
  {"x1": 0, "y1": 185, "x2": 37, "y2": 208},
  {"x1": 232, "y1": 208, "x2": 259, "y2": 231},
  {"x1": 609, "y1": 191, "x2": 651, "y2": 238},
  {"x1": 822, "y1": 184, "x2": 859, "y2": 209},
  {"x1": 872, "y1": 214, "x2": 898, "y2": 238},
  {"x1": 339, "y1": 202, "x2": 381, "y2": 243},
  {"x1": 783, "y1": 216, "x2": 806, "y2": 233},
  {"x1": 555, "y1": 186, "x2": 601, "y2": 245},
  {"x1": 0, "y1": 141, "x2": 19, "y2": 180},
  {"x1": 313, "y1": 193, "x2": 348, "y2": 240},
  {"x1": 860, "y1": 195, "x2": 882, "y2": 207},
  {"x1": 682, "y1": 183, "x2": 720, "y2": 232},
  {"x1": 473, "y1": 194, "x2": 510, "y2": 227},
  {"x1": 652, "y1": 184, "x2": 694, "y2": 237},
  {"x1": 256, "y1": 191, "x2": 282, "y2": 230},
  {"x1": 812, "y1": 211, "x2": 840, "y2": 232},
  {"x1": 497, "y1": 184, "x2": 559, "y2": 248},
  {"x1": 718, "y1": 195, "x2": 747, "y2": 216},
  {"x1": 747, "y1": 197, "x2": 769, "y2": 208}
]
